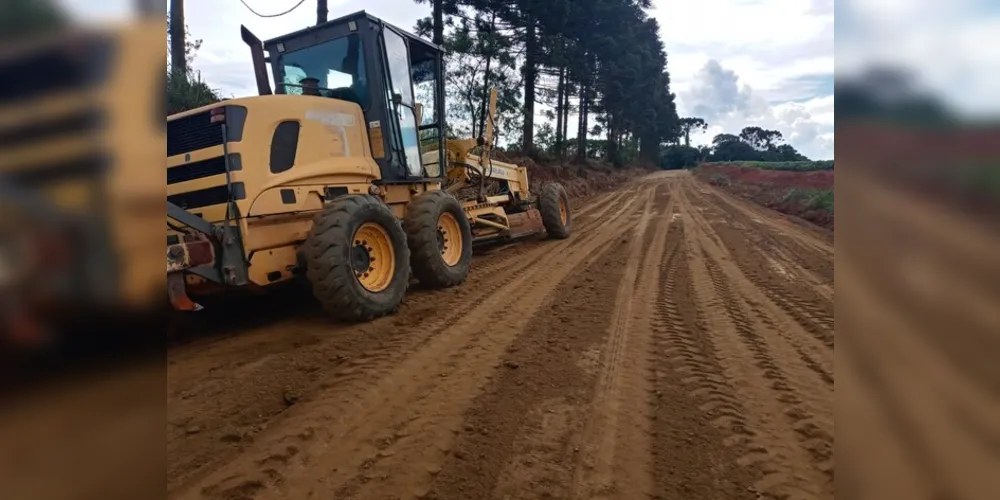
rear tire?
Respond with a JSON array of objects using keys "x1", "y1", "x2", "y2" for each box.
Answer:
[
  {"x1": 303, "y1": 195, "x2": 410, "y2": 321},
  {"x1": 539, "y1": 182, "x2": 572, "y2": 239},
  {"x1": 403, "y1": 190, "x2": 473, "y2": 288}
]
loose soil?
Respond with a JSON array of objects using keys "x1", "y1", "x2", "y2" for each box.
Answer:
[{"x1": 167, "y1": 171, "x2": 835, "y2": 500}]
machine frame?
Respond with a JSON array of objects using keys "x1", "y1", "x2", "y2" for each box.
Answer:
[{"x1": 165, "y1": 11, "x2": 569, "y2": 318}]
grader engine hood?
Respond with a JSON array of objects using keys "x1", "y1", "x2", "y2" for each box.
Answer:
[{"x1": 167, "y1": 104, "x2": 247, "y2": 220}]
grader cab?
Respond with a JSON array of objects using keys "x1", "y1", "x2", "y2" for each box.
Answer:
[{"x1": 167, "y1": 11, "x2": 572, "y2": 321}]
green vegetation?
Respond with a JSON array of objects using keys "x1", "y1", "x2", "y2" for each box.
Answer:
[
  {"x1": 708, "y1": 173, "x2": 731, "y2": 188},
  {"x1": 166, "y1": 17, "x2": 221, "y2": 114},
  {"x1": 660, "y1": 126, "x2": 820, "y2": 170},
  {"x1": 167, "y1": 70, "x2": 222, "y2": 115},
  {"x1": 782, "y1": 188, "x2": 834, "y2": 213},
  {"x1": 703, "y1": 160, "x2": 834, "y2": 171}
]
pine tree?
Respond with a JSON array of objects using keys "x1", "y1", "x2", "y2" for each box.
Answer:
[{"x1": 413, "y1": 0, "x2": 681, "y2": 163}]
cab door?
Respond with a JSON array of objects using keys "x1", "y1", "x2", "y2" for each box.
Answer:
[{"x1": 380, "y1": 26, "x2": 423, "y2": 178}]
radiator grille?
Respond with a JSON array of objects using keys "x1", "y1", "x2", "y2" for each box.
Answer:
[
  {"x1": 167, "y1": 155, "x2": 228, "y2": 185},
  {"x1": 167, "y1": 111, "x2": 223, "y2": 157},
  {"x1": 168, "y1": 185, "x2": 231, "y2": 211}
]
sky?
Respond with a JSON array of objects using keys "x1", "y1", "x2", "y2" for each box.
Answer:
[
  {"x1": 62, "y1": 0, "x2": 836, "y2": 160},
  {"x1": 836, "y1": 0, "x2": 1000, "y2": 119}
]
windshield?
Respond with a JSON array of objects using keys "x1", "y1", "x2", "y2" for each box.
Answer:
[{"x1": 277, "y1": 34, "x2": 368, "y2": 109}]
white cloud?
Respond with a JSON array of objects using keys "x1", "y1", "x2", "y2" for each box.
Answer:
[
  {"x1": 653, "y1": 0, "x2": 833, "y2": 158},
  {"x1": 61, "y1": 0, "x2": 832, "y2": 155},
  {"x1": 681, "y1": 60, "x2": 834, "y2": 160},
  {"x1": 180, "y1": 0, "x2": 427, "y2": 97}
]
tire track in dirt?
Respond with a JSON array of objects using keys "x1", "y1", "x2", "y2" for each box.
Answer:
[
  {"x1": 166, "y1": 188, "x2": 638, "y2": 492},
  {"x1": 681, "y1": 177, "x2": 835, "y2": 486},
  {"x1": 326, "y1": 186, "x2": 655, "y2": 500},
  {"x1": 573, "y1": 189, "x2": 627, "y2": 219},
  {"x1": 679, "y1": 182, "x2": 833, "y2": 499},
  {"x1": 682, "y1": 179, "x2": 834, "y2": 434},
  {"x1": 701, "y1": 252, "x2": 834, "y2": 483},
  {"x1": 174, "y1": 184, "x2": 656, "y2": 500},
  {"x1": 648, "y1": 214, "x2": 761, "y2": 500},
  {"x1": 421, "y1": 219, "x2": 640, "y2": 500},
  {"x1": 702, "y1": 182, "x2": 834, "y2": 259},
  {"x1": 166, "y1": 235, "x2": 555, "y2": 489},
  {"x1": 691, "y1": 184, "x2": 833, "y2": 289},
  {"x1": 419, "y1": 175, "x2": 674, "y2": 500},
  {"x1": 575, "y1": 189, "x2": 630, "y2": 222},
  {"x1": 569, "y1": 185, "x2": 666, "y2": 499},
  {"x1": 682, "y1": 178, "x2": 834, "y2": 378}
]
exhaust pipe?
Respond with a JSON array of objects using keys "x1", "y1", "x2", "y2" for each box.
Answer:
[{"x1": 240, "y1": 25, "x2": 272, "y2": 96}]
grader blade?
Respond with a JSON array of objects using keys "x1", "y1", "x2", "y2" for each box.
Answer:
[{"x1": 507, "y1": 208, "x2": 545, "y2": 239}]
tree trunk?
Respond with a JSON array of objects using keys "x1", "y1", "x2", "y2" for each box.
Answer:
[
  {"x1": 561, "y1": 83, "x2": 570, "y2": 155},
  {"x1": 575, "y1": 85, "x2": 589, "y2": 163},
  {"x1": 555, "y1": 65, "x2": 565, "y2": 155},
  {"x1": 432, "y1": 0, "x2": 443, "y2": 46},
  {"x1": 477, "y1": 12, "x2": 497, "y2": 139},
  {"x1": 684, "y1": 129, "x2": 690, "y2": 147},
  {"x1": 317, "y1": 0, "x2": 328, "y2": 24},
  {"x1": 521, "y1": 16, "x2": 537, "y2": 153},
  {"x1": 606, "y1": 117, "x2": 617, "y2": 164},
  {"x1": 477, "y1": 56, "x2": 491, "y2": 138},
  {"x1": 169, "y1": 0, "x2": 186, "y2": 74}
]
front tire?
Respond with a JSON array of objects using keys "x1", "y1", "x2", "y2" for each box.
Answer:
[
  {"x1": 403, "y1": 190, "x2": 473, "y2": 288},
  {"x1": 539, "y1": 182, "x2": 572, "y2": 239},
  {"x1": 303, "y1": 195, "x2": 410, "y2": 321}
]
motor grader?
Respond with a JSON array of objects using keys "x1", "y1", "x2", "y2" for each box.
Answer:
[{"x1": 167, "y1": 11, "x2": 572, "y2": 321}]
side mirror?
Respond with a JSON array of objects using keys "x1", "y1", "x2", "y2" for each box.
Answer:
[{"x1": 414, "y1": 103, "x2": 423, "y2": 125}]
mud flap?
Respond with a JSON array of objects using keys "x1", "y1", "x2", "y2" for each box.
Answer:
[
  {"x1": 167, "y1": 272, "x2": 203, "y2": 311},
  {"x1": 507, "y1": 208, "x2": 545, "y2": 239}
]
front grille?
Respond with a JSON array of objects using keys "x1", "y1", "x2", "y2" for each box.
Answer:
[
  {"x1": 168, "y1": 185, "x2": 231, "y2": 211},
  {"x1": 168, "y1": 155, "x2": 227, "y2": 184},
  {"x1": 167, "y1": 111, "x2": 223, "y2": 157}
]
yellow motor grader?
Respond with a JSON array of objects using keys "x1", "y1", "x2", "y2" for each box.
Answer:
[{"x1": 167, "y1": 11, "x2": 572, "y2": 321}]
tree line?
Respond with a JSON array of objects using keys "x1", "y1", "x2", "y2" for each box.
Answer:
[
  {"x1": 661, "y1": 125, "x2": 811, "y2": 170},
  {"x1": 414, "y1": 0, "x2": 681, "y2": 166},
  {"x1": 164, "y1": 0, "x2": 808, "y2": 169},
  {"x1": 167, "y1": 2, "x2": 222, "y2": 115}
]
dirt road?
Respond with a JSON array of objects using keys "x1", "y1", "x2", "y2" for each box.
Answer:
[{"x1": 167, "y1": 170, "x2": 834, "y2": 500}]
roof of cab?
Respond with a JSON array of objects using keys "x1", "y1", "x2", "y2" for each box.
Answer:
[{"x1": 263, "y1": 10, "x2": 443, "y2": 53}]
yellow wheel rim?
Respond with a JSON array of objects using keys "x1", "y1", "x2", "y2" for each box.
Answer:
[
  {"x1": 352, "y1": 222, "x2": 395, "y2": 293},
  {"x1": 559, "y1": 198, "x2": 569, "y2": 225},
  {"x1": 438, "y1": 212, "x2": 463, "y2": 267}
]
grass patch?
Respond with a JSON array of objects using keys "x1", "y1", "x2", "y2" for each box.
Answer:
[
  {"x1": 782, "y1": 188, "x2": 834, "y2": 213},
  {"x1": 708, "y1": 173, "x2": 731, "y2": 187}
]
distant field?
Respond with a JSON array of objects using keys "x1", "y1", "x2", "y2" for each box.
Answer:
[
  {"x1": 694, "y1": 162, "x2": 834, "y2": 229},
  {"x1": 701, "y1": 160, "x2": 834, "y2": 171}
]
